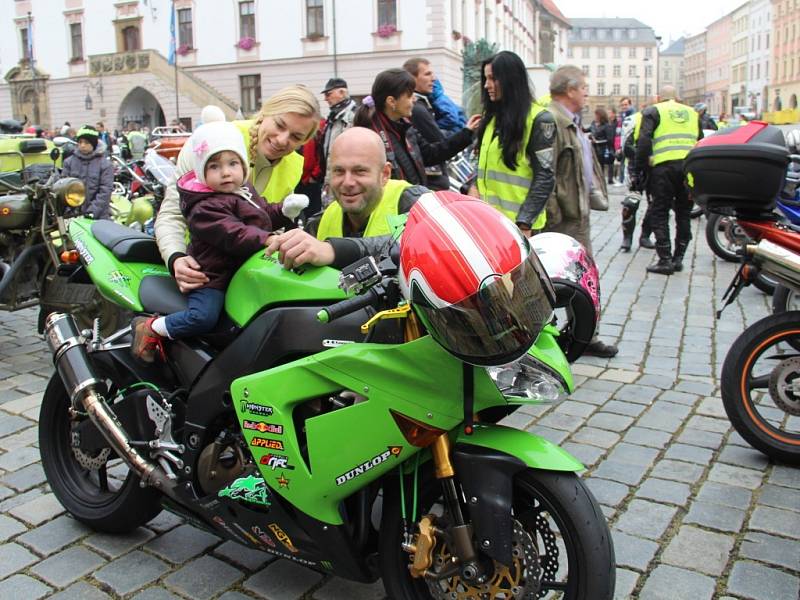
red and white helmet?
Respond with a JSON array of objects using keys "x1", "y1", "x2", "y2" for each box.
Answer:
[{"x1": 399, "y1": 191, "x2": 555, "y2": 366}]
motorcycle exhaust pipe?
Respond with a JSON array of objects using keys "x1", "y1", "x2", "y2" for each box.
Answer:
[
  {"x1": 44, "y1": 312, "x2": 172, "y2": 491},
  {"x1": 749, "y1": 240, "x2": 800, "y2": 291}
]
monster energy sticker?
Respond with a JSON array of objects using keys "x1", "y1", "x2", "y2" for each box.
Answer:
[
  {"x1": 218, "y1": 474, "x2": 271, "y2": 506},
  {"x1": 321, "y1": 560, "x2": 333, "y2": 571},
  {"x1": 108, "y1": 270, "x2": 131, "y2": 285},
  {"x1": 335, "y1": 446, "x2": 402, "y2": 486},
  {"x1": 241, "y1": 401, "x2": 273, "y2": 416},
  {"x1": 243, "y1": 420, "x2": 283, "y2": 435},
  {"x1": 73, "y1": 239, "x2": 94, "y2": 265}
]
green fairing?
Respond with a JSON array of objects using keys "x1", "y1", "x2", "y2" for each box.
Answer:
[
  {"x1": 68, "y1": 218, "x2": 170, "y2": 312},
  {"x1": 225, "y1": 253, "x2": 347, "y2": 327},
  {"x1": 455, "y1": 424, "x2": 583, "y2": 471},
  {"x1": 529, "y1": 324, "x2": 575, "y2": 393},
  {"x1": 232, "y1": 334, "x2": 578, "y2": 525}
]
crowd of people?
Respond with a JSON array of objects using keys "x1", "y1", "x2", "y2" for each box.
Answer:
[{"x1": 27, "y1": 51, "x2": 710, "y2": 363}]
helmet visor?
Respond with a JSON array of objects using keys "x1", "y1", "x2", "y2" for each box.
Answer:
[{"x1": 412, "y1": 251, "x2": 555, "y2": 366}]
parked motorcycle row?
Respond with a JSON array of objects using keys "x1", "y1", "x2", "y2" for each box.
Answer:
[
  {"x1": 2, "y1": 113, "x2": 796, "y2": 597},
  {"x1": 687, "y1": 121, "x2": 800, "y2": 465}
]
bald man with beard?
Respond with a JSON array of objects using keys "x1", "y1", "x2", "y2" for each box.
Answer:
[{"x1": 306, "y1": 127, "x2": 428, "y2": 239}]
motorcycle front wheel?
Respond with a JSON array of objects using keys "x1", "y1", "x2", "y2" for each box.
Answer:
[
  {"x1": 39, "y1": 373, "x2": 163, "y2": 532},
  {"x1": 721, "y1": 311, "x2": 800, "y2": 464},
  {"x1": 380, "y1": 468, "x2": 615, "y2": 600}
]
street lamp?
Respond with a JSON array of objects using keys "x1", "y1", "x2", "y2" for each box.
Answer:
[{"x1": 84, "y1": 78, "x2": 103, "y2": 111}]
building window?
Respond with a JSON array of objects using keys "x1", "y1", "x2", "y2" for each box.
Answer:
[
  {"x1": 645, "y1": 47, "x2": 652, "y2": 59},
  {"x1": 377, "y1": 0, "x2": 397, "y2": 27},
  {"x1": 122, "y1": 25, "x2": 141, "y2": 51},
  {"x1": 612, "y1": 83, "x2": 620, "y2": 95},
  {"x1": 307, "y1": 0, "x2": 324, "y2": 37},
  {"x1": 613, "y1": 65, "x2": 621, "y2": 77},
  {"x1": 178, "y1": 8, "x2": 193, "y2": 48},
  {"x1": 598, "y1": 47, "x2": 605, "y2": 58},
  {"x1": 239, "y1": 1, "x2": 256, "y2": 39},
  {"x1": 567, "y1": 47, "x2": 573, "y2": 58},
  {"x1": 628, "y1": 65, "x2": 637, "y2": 77},
  {"x1": 629, "y1": 47, "x2": 636, "y2": 58},
  {"x1": 597, "y1": 82, "x2": 605, "y2": 95},
  {"x1": 240, "y1": 74, "x2": 262, "y2": 115},
  {"x1": 582, "y1": 65, "x2": 590, "y2": 76},
  {"x1": 598, "y1": 65, "x2": 605, "y2": 77},
  {"x1": 581, "y1": 46, "x2": 589, "y2": 58},
  {"x1": 613, "y1": 29, "x2": 621, "y2": 40},
  {"x1": 629, "y1": 84, "x2": 637, "y2": 96},
  {"x1": 645, "y1": 84, "x2": 652, "y2": 96},
  {"x1": 20, "y1": 27, "x2": 30, "y2": 61},
  {"x1": 613, "y1": 46, "x2": 621, "y2": 58},
  {"x1": 69, "y1": 22, "x2": 83, "y2": 61},
  {"x1": 645, "y1": 65, "x2": 652, "y2": 78}
]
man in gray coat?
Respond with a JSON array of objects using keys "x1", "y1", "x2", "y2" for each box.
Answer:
[{"x1": 320, "y1": 78, "x2": 356, "y2": 196}]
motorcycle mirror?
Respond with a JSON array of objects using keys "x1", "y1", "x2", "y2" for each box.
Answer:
[{"x1": 49, "y1": 147, "x2": 60, "y2": 162}]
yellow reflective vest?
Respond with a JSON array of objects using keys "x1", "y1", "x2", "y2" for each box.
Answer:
[
  {"x1": 316, "y1": 179, "x2": 412, "y2": 240},
  {"x1": 651, "y1": 100, "x2": 699, "y2": 166},
  {"x1": 233, "y1": 120, "x2": 304, "y2": 203},
  {"x1": 477, "y1": 104, "x2": 547, "y2": 229}
]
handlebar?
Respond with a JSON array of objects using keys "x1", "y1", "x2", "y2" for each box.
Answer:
[{"x1": 317, "y1": 287, "x2": 381, "y2": 323}]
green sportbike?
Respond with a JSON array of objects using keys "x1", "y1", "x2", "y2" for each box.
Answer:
[{"x1": 40, "y1": 216, "x2": 614, "y2": 599}]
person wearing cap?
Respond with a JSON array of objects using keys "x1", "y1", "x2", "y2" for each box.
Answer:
[
  {"x1": 132, "y1": 120, "x2": 308, "y2": 362},
  {"x1": 155, "y1": 86, "x2": 320, "y2": 293},
  {"x1": 319, "y1": 77, "x2": 356, "y2": 190},
  {"x1": 60, "y1": 125, "x2": 113, "y2": 220}
]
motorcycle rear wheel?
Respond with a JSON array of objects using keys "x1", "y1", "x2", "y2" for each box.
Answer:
[
  {"x1": 705, "y1": 212, "x2": 746, "y2": 262},
  {"x1": 380, "y1": 468, "x2": 614, "y2": 600},
  {"x1": 39, "y1": 373, "x2": 162, "y2": 533},
  {"x1": 721, "y1": 311, "x2": 800, "y2": 464}
]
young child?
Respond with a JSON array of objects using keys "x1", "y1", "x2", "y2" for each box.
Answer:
[
  {"x1": 131, "y1": 120, "x2": 307, "y2": 362},
  {"x1": 60, "y1": 125, "x2": 114, "y2": 220}
]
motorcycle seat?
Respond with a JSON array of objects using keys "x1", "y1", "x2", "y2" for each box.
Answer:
[
  {"x1": 91, "y1": 219, "x2": 163, "y2": 264},
  {"x1": 138, "y1": 275, "x2": 188, "y2": 314}
]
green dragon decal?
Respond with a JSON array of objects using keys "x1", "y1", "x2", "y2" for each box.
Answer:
[{"x1": 218, "y1": 474, "x2": 271, "y2": 506}]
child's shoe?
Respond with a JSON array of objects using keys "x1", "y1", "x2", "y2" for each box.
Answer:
[{"x1": 130, "y1": 316, "x2": 165, "y2": 363}]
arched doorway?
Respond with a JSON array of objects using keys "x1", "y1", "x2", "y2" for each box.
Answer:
[{"x1": 118, "y1": 86, "x2": 165, "y2": 131}]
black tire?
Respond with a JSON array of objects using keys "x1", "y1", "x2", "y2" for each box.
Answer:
[
  {"x1": 720, "y1": 311, "x2": 800, "y2": 464},
  {"x1": 705, "y1": 212, "x2": 747, "y2": 262},
  {"x1": 380, "y1": 468, "x2": 615, "y2": 600},
  {"x1": 771, "y1": 284, "x2": 800, "y2": 314},
  {"x1": 39, "y1": 373, "x2": 163, "y2": 532}
]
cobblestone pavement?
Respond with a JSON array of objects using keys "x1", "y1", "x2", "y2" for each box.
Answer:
[{"x1": 0, "y1": 191, "x2": 798, "y2": 600}]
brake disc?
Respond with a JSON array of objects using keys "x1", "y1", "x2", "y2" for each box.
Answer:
[
  {"x1": 72, "y1": 447, "x2": 111, "y2": 470},
  {"x1": 768, "y1": 357, "x2": 800, "y2": 416},
  {"x1": 426, "y1": 519, "x2": 541, "y2": 600}
]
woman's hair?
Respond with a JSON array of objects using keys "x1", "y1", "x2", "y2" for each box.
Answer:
[
  {"x1": 247, "y1": 84, "x2": 321, "y2": 165},
  {"x1": 476, "y1": 51, "x2": 533, "y2": 170},
  {"x1": 594, "y1": 108, "x2": 608, "y2": 124},
  {"x1": 353, "y1": 68, "x2": 416, "y2": 127}
]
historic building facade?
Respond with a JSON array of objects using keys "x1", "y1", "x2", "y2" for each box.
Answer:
[
  {"x1": 747, "y1": 0, "x2": 771, "y2": 114},
  {"x1": 566, "y1": 18, "x2": 659, "y2": 116},
  {"x1": 682, "y1": 31, "x2": 706, "y2": 108},
  {"x1": 704, "y1": 11, "x2": 732, "y2": 116},
  {"x1": 0, "y1": 0, "x2": 567, "y2": 131},
  {"x1": 769, "y1": 0, "x2": 800, "y2": 111},
  {"x1": 658, "y1": 38, "x2": 684, "y2": 100}
]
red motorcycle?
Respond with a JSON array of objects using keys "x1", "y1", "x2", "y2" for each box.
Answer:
[{"x1": 687, "y1": 121, "x2": 800, "y2": 463}]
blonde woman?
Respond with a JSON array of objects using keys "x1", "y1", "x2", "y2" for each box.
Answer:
[{"x1": 155, "y1": 85, "x2": 320, "y2": 291}]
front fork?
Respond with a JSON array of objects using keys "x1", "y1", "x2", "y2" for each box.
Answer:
[{"x1": 403, "y1": 434, "x2": 487, "y2": 583}]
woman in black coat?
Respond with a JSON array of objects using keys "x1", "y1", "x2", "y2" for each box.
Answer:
[
  {"x1": 590, "y1": 108, "x2": 616, "y2": 185},
  {"x1": 353, "y1": 69, "x2": 480, "y2": 186}
]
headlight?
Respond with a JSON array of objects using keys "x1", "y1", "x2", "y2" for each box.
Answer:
[
  {"x1": 53, "y1": 177, "x2": 85, "y2": 207},
  {"x1": 486, "y1": 354, "x2": 568, "y2": 403}
]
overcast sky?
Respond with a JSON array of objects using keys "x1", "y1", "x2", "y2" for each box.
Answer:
[{"x1": 555, "y1": 0, "x2": 748, "y2": 47}]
